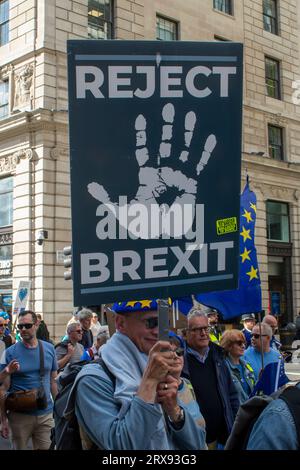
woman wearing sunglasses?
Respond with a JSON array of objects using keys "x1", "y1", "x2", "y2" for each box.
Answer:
[{"x1": 220, "y1": 329, "x2": 255, "y2": 404}]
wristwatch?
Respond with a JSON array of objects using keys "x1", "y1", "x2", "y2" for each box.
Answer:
[{"x1": 167, "y1": 406, "x2": 185, "y2": 425}]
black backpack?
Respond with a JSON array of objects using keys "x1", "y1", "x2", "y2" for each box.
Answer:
[
  {"x1": 50, "y1": 358, "x2": 115, "y2": 450},
  {"x1": 225, "y1": 384, "x2": 300, "y2": 450}
]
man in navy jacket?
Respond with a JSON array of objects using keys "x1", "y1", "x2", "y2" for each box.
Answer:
[{"x1": 182, "y1": 308, "x2": 239, "y2": 449}]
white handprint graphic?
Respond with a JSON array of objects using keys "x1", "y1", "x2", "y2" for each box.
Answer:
[{"x1": 88, "y1": 103, "x2": 217, "y2": 239}]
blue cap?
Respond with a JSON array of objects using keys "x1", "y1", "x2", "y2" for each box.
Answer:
[
  {"x1": 112, "y1": 300, "x2": 158, "y2": 314},
  {"x1": 168, "y1": 330, "x2": 184, "y2": 348},
  {"x1": 0, "y1": 311, "x2": 9, "y2": 320}
]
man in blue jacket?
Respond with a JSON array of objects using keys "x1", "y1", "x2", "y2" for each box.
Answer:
[
  {"x1": 73, "y1": 300, "x2": 207, "y2": 450},
  {"x1": 182, "y1": 308, "x2": 239, "y2": 449}
]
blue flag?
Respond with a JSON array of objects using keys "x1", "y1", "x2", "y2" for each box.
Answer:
[
  {"x1": 250, "y1": 360, "x2": 290, "y2": 396},
  {"x1": 174, "y1": 180, "x2": 262, "y2": 319}
]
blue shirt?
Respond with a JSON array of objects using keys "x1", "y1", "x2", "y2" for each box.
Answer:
[
  {"x1": 243, "y1": 346, "x2": 281, "y2": 381},
  {"x1": 0, "y1": 340, "x2": 58, "y2": 415}
]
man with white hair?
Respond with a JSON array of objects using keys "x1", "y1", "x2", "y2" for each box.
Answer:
[
  {"x1": 77, "y1": 308, "x2": 93, "y2": 349},
  {"x1": 55, "y1": 321, "x2": 84, "y2": 370},
  {"x1": 71, "y1": 300, "x2": 207, "y2": 450},
  {"x1": 243, "y1": 322, "x2": 282, "y2": 380},
  {"x1": 182, "y1": 308, "x2": 239, "y2": 449}
]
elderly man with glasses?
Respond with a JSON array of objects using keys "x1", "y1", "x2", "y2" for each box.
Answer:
[
  {"x1": 55, "y1": 321, "x2": 84, "y2": 371},
  {"x1": 70, "y1": 299, "x2": 207, "y2": 450},
  {"x1": 182, "y1": 308, "x2": 239, "y2": 450},
  {"x1": 0, "y1": 310, "x2": 57, "y2": 450},
  {"x1": 243, "y1": 322, "x2": 283, "y2": 381}
]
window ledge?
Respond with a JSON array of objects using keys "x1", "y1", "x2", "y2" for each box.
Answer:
[{"x1": 212, "y1": 8, "x2": 235, "y2": 19}]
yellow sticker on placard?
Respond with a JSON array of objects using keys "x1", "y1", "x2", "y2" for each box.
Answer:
[{"x1": 216, "y1": 217, "x2": 238, "y2": 235}]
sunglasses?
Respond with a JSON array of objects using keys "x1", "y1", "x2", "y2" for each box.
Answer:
[
  {"x1": 188, "y1": 326, "x2": 209, "y2": 334},
  {"x1": 251, "y1": 334, "x2": 267, "y2": 339},
  {"x1": 233, "y1": 340, "x2": 245, "y2": 347},
  {"x1": 75, "y1": 330, "x2": 83, "y2": 334},
  {"x1": 143, "y1": 317, "x2": 158, "y2": 329},
  {"x1": 17, "y1": 323, "x2": 34, "y2": 330}
]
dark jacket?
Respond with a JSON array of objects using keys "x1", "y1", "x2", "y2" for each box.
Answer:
[
  {"x1": 80, "y1": 328, "x2": 93, "y2": 349},
  {"x1": 242, "y1": 328, "x2": 252, "y2": 348},
  {"x1": 182, "y1": 341, "x2": 240, "y2": 435}
]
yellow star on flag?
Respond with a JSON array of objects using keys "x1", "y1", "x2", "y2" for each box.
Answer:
[
  {"x1": 242, "y1": 209, "x2": 253, "y2": 223},
  {"x1": 250, "y1": 202, "x2": 257, "y2": 213},
  {"x1": 126, "y1": 301, "x2": 137, "y2": 307},
  {"x1": 240, "y1": 247, "x2": 251, "y2": 263},
  {"x1": 140, "y1": 300, "x2": 152, "y2": 308},
  {"x1": 246, "y1": 266, "x2": 258, "y2": 281},
  {"x1": 240, "y1": 226, "x2": 252, "y2": 243}
]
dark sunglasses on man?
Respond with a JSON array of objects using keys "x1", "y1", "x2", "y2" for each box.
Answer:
[
  {"x1": 142, "y1": 317, "x2": 158, "y2": 329},
  {"x1": 251, "y1": 333, "x2": 267, "y2": 339},
  {"x1": 17, "y1": 323, "x2": 34, "y2": 330}
]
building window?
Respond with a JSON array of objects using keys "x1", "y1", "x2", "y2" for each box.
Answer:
[
  {"x1": 263, "y1": 0, "x2": 278, "y2": 35},
  {"x1": 266, "y1": 201, "x2": 290, "y2": 242},
  {"x1": 0, "y1": 177, "x2": 13, "y2": 227},
  {"x1": 265, "y1": 57, "x2": 281, "y2": 99},
  {"x1": 156, "y1": 15, "x2": 178, "y2": 40},
  {"x1": 88, "y1": 0, "x2": 113, "y2": 39},
  {"x1": 268, "y1": 124, "x2": 284, "y2": 160},
  {"x1": 0, "y1": 0, "x2": 8, "y2": 46},
  {"x1": 0, "y1": 80, "x2": 8, "y2": 119},
  {"x1": 213, "y1": 0, "x2": 233, "y2": 15}
]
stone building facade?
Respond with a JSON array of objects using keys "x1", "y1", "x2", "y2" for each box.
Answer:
[{"x1": 0, "y1": 0, "x2": 299, "y2": 339}]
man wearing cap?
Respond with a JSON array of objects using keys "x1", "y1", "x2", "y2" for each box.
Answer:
[
  {"x1": 71, "y1": 299, "x2": 207, "y2": 450},
  {"x1": 206, "y1": 309, "x2": 222, "y2": 345},
  {"x1": 241, "y1": 313, "x2": 256, "y2": 348}
]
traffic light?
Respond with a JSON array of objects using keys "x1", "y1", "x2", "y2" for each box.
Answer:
[{"x1": 63, "y1": 246, "x2": 72, "y2": 281}]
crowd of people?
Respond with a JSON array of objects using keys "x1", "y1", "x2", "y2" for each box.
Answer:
[{"x1": 0, "y1": 303, "x2": 299, "y2": 451}]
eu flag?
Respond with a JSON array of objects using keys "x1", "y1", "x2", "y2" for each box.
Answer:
[
  {"x1": 250, "y1": 360, "x2": 289, "y2": 396},
  {"x1": 175, "y1": 180, "x2": 262, "y2": 319}
]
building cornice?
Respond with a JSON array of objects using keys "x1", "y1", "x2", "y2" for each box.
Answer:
[
  {"x1": 0, "y1": 109, "x2": 68, "y2": 140},
  {"x1": 243, "y1": 100, "x2": 300, "y2": 125},
  {"x1": 243, "y1": 153, "x2": 300, "y2": 178}
]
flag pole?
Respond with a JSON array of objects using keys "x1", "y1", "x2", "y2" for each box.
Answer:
[{"x1": 258, "y1": 310, "x2": 264, "y2": 376}]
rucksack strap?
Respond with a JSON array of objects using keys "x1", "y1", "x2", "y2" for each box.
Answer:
[{"x1": 279, "y1": 386, "x2": 300, "y2": 447}]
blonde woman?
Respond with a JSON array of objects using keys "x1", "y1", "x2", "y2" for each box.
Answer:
[{"x1": 220, "y1": 329, "x2": 255, "y2": 404}]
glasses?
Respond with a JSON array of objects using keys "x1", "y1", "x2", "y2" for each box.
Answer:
[
  {"x1": 233, "y1": 340, "x2": 245, "y2": 347},
  {"x1": 17, "y1": 323, "x2": 34, "y2": 330},
  {"x1": 188, "y1": 327, "x2": 209, "y2": 334},
  {"x1": 251, "y1": 334, "x2": 267, "y2": 339},
  {"x1": 142, "y1": 317, "x2": 158, "y2": 329},
  {"x1": 75, "y1": 330, "x2": 83, "y2": 334}
]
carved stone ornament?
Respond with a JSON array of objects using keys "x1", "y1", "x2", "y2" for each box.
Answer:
[
  {"x1": 0, "y1": 149, "x2": 34, "y2": 176},
  {"x1": 13, "y1": 64, "x2": 34, "y2": 110},
  {"x1": 294, "y1": 190, "x2": 300, "y2": 201},
  {"x1": 0, "y1": 232, "x2": 13, "y2": 246},
  {"x1": 258, "y1": 183, "x2": 296, "y2": 202},
  {"x1": 50, "y1": 147, "x2": 69, "y2": 160}
]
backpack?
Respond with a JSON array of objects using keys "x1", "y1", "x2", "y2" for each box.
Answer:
[
  {"x1": 225, "y1": 384, "x2": 300, "y2": 450},
  {"x1": 50, "y1": 358, "x2": 115, "y2": 450}
]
